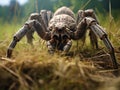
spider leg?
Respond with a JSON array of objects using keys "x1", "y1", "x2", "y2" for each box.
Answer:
[
  {"x1": 40, "y1": 10, "x2": 53, "y2": 28},
  {"x1": 26, "y1": 28, "x2": 34, "y2": 45},
  {"x1": 7, "y1": 13, "x2": 51, "y2": 58},
  {"x1": 72, "y1": 16, "x2": 118, "y2": 69},
  {"x1": 7, "y1": 25, "x2": 29, "y2": 58},
  {"x1": 90, "y1": 24, "x2": 118, "y2": 69},
  {"x1": 76, "y1": 9, "x2": 99, "y2": 49},
  {"x1": 89, "y1": 30, "x2": 99, "y2": 49},
  {"x1": 26, "y1": 11, "x2": 53, "y2": 45}
]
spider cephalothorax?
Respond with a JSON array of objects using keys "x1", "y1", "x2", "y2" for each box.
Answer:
[{"x1": 7, "y1": 6, "x2": 118, "y2": 69}]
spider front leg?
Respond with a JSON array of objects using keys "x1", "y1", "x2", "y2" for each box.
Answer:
[{"x1": 7, "y1": 13, "x2": 51, "y2": 58}]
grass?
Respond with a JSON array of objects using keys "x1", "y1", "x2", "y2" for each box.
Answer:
[{"x1": 0, "y1": 14, "x2": 120, "y2": 90}]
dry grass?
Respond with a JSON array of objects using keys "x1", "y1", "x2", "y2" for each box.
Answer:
[{"x1": 0, "y1": 55, "x2": 117, "y2": 90}]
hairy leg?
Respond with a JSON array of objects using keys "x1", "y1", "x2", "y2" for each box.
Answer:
[{"x1": 7, "y1": 11, "x2": 53, "y2": 58}]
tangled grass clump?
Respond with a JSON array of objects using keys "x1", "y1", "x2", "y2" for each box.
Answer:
[{"x1": 0, "y1": 48, "x2": 119, "y2": 90}]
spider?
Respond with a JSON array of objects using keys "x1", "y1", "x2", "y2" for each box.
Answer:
[{"x1": 6, "y1": 6, "x2": 118, "y2": 69}]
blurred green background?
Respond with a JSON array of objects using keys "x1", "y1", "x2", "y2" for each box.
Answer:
[{"x1": 0, "y1": 0, "x2": 120, "y2": 23}]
